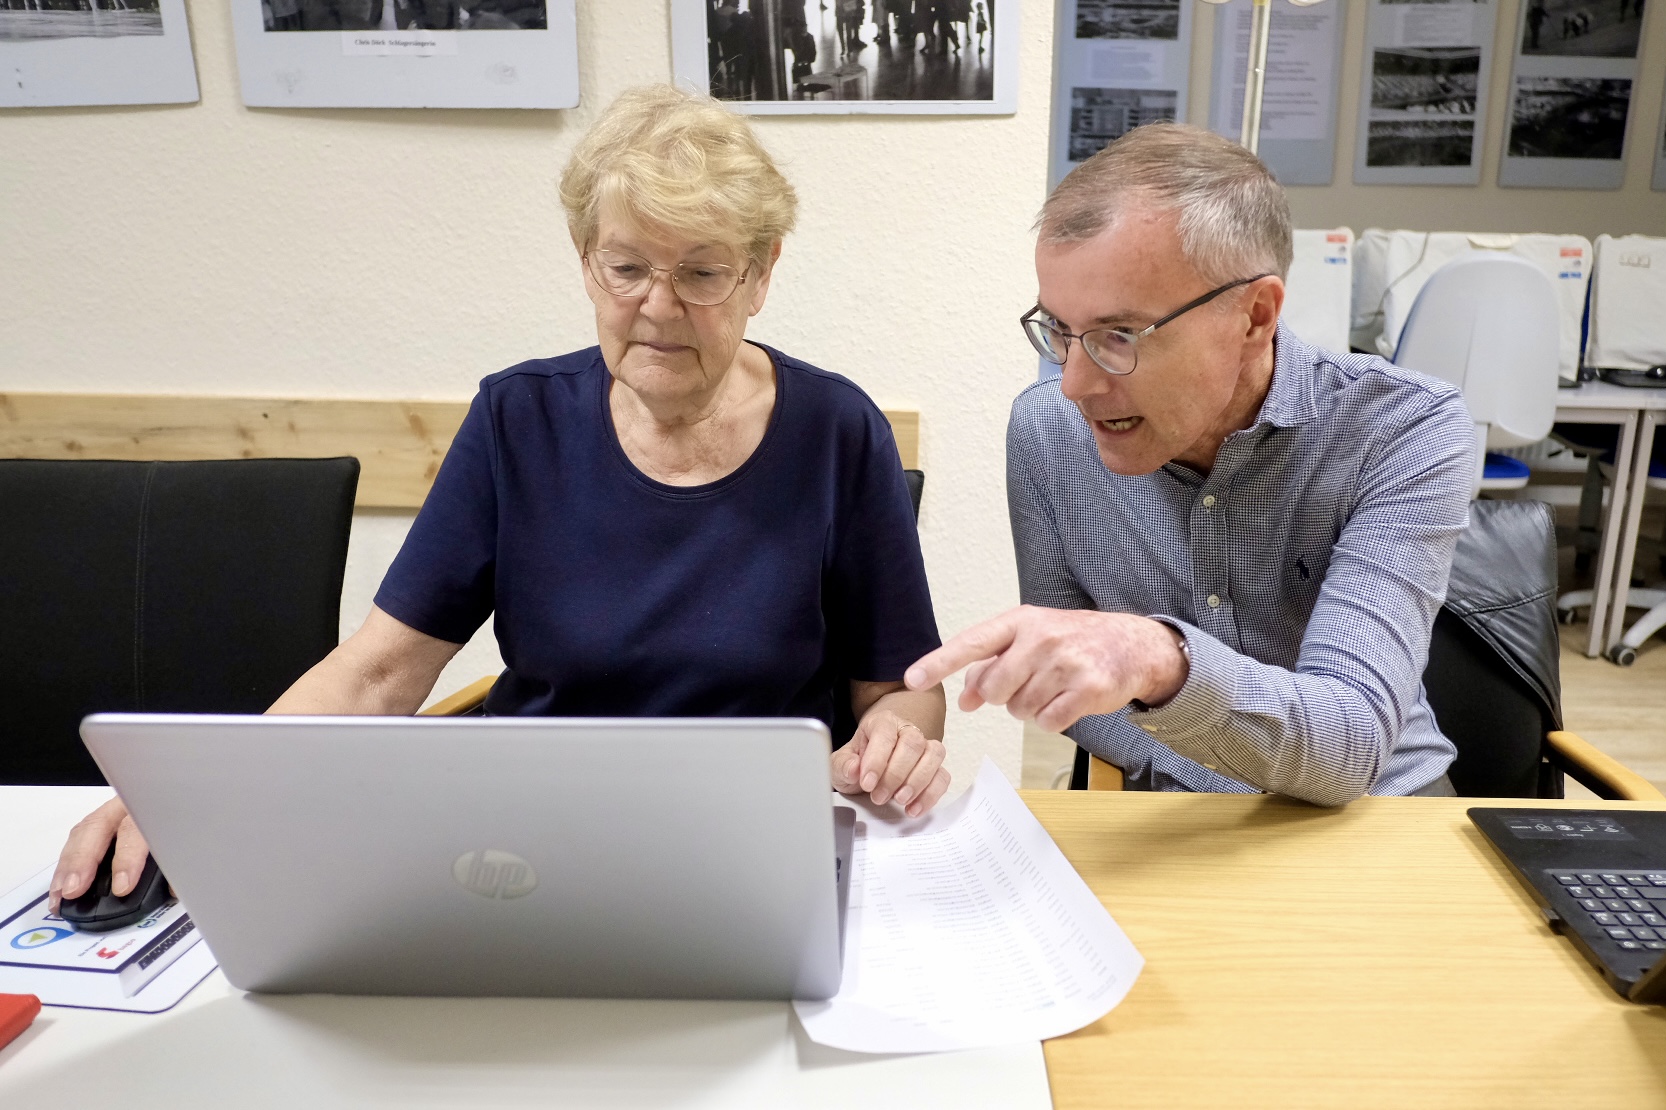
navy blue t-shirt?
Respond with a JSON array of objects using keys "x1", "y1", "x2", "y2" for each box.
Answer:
[{"x1": 374, "y1": 343, "x2": 941, "y2": 730}]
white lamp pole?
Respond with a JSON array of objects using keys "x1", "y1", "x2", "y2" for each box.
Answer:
[{"x1": 1200, "y1": 0, "x2": 1330, "y2": 156}]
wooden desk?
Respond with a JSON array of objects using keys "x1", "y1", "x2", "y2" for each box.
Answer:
[{"x1": 1025, "y1": 790, "x2": 1666, "y2": 1108}]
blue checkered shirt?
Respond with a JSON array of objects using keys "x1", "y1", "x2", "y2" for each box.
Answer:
[{"x1": 1008, "y1": 322, "x2": 1475, "y2": 805}]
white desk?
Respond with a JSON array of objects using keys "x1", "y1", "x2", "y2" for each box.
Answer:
[
  {"x1": 1553, "y1": 382, "x2": 1666, "y2": 656},
  {"x1": 1608, "y1": 400, "x2": 1666, "y2": 656},
  {"x1": 0, "y1": 788, "x2": 1049, "y2": 1109},
  {"x1": 1553, "y1": 382, "x2": 1645, "y2": 655}
]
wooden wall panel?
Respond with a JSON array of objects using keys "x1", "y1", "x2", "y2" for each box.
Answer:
[{"x1": 0, "y1": 393, "x2": 920, "y2": 508}]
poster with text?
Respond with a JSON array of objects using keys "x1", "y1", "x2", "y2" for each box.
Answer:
[
  {"x1": 670, "y1": 0, "x2": 1018, "y2": 115},
  {"x1": 1353, "y1": 0, "x2": 1498, "y2": 186},
  {"x1": 1047, "y1": 0, "x2": 1193, "y2": 187},
  {"x1": 1207, "y1": 0, "x2": 1344, "y2": 185},
  {"x1": 1499, "y1": 0, "x2": 1643, "y2": 189},
  {"x1": 228, "y1": 0, "x2": 577, "y2": 108},
  {"x1": 0, "y1": 0, "x2": 198, "y2": 107}
]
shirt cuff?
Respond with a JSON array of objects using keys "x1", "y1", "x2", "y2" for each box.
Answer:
[{"x1": 1127, "y1": 619, "x2": 1241, "y2": 775}]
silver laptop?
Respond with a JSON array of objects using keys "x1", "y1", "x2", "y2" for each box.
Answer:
[{"x1": 79, "y1": 714, "x2": 850, "y2": 1001}]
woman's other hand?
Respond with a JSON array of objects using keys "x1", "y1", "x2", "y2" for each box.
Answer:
[{"x1": 833, "y1": 679, "x2": 949, "y2": 816}]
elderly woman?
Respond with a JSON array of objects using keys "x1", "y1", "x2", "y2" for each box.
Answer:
[{"x1": 51, "y1": 85, "x2": 947, "y2": 911}]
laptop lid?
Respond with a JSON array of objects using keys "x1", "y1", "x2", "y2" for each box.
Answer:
[
  {"x1": 1469, "y1": 807, "x2": 1666, "y2": 1000},
  {"x1": 79, "y1": 714, "x2": 844, "y2": 1001}
]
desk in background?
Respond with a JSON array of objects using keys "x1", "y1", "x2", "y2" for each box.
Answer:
[
  {"x1": 1552, "y1": 382, "x2": 1666, "y2": 657},
  {"x1": 6, "y1": 787, "x2": 1666, "y2": 1106}
]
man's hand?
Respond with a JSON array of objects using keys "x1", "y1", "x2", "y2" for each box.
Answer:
[
  {"x1": 831, "y1": 708, "x2": 950, "y2": 818},
  {"x1": 903, "y1": 605, "x2": 1190, "y2": 733},
  {"x1": 49, "y1": 798, "x2": 149, "y2": 914}
]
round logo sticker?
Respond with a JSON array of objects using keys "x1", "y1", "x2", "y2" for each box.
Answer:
[{"x1": 11, "y1": 926, "x2": 74, "y2": 949}]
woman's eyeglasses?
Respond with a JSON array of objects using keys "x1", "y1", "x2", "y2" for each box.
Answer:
[{"x1": 585, "y1": 249, "x2": 749, "y2": 306}]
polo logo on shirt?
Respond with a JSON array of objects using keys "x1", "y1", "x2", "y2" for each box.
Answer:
[{"x1": 1295, "y1": 557, "x2": 1311, "y2": 582}]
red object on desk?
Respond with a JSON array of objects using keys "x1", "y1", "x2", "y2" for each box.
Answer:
[{"x1": 0, "y1": 993, "x2": 42, "y2": 1052}]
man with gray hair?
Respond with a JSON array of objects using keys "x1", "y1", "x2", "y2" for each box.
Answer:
[{"x1": 906, "y1": 123, "x2": 1474, "y2": 805}]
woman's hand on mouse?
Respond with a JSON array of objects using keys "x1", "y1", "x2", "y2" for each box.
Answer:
[{"x1": 49, "y1": 799, "x2": 149, "y2": 913}]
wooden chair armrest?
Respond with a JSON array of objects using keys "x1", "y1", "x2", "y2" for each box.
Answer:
[
  {"x1": 1546, "y1": 730, "x2": 1665, "y2": 802},
  {"x1": 1087, "y1": 754, "x2": 1125, "y2": 792},
  {"x1": 418, "y1": 676, "x2": 497, "y2": 717}
]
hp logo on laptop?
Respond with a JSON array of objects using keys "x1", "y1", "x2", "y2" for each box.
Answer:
[{"x1": 452, "y1": 849, "x2": 538, "y2": 900}]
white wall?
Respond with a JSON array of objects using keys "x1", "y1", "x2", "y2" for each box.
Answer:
[{"x1": 2, "y1": 0, "x2": 1054, "y2": 787}]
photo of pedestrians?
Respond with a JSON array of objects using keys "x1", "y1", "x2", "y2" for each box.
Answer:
[
  {"x1": 0, "y1": 0, "x2": 161, "y2": 42},
  {"x1": 694, "y1": 0, "x2": 1001, "y2": 106},
  {"x1": 259, "y1": 0, "x2": 545, "y2": 31},
  {"x1": 1075, "y1": 0, "x2": 1177, "y2": 40},
  {"x1": 1068, "y1": 87, "x2": 1175, "y2": 161},
  {"x1": 1508, "y1": 76, "x2": 1632, "y2": 158},
  {"x1": 1519, "y1": 0, "x2": 1643, "y2": 59}
]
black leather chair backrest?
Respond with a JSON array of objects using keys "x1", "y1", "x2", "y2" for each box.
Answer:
[
  {"x1": 830, "y1": 469, "x2": 925, "y2": 748},
  {"x1": 0, "y1": 458, "x2": 359, "y2": 784},
  {"x1": 1425, "y1": 498, "x2": 1563, "y2": 797}
]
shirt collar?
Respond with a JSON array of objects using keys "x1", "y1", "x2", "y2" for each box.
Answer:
[{"x1": 1250, "y1": 319, "x2": 1319, "y2": 430}]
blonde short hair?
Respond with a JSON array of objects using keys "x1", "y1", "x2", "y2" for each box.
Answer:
[
  {"x1": 559, "y1": 85, "x2": 798, "y2": 267},
  {"x1": 1037, "y1": 121, "x2": 1292, "y2": 283}
]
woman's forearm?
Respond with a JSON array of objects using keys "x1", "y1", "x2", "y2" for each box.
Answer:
[
  {"x1": 852, "y1": 680, "x2": 946, "y2": 738},
  {"x1": 267, "y1": 605, "x2": 462, "y2": 715}
]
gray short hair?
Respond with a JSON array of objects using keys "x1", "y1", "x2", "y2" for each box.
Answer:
[{"x1": 1036, "y1": 122, "x2": 1292, "y2": 283}]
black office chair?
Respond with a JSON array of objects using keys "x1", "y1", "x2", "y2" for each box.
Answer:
[
  {"x1": 1428, "y1": 497, "x2": 1659, "y2": 800},
  {"x1": 0, "y1": 458, "x2": 359, "y2": 785},
  {"x1": 1073, "y1": 498, "x2": 1662, "y2": 801},
  {"x1": 425, "y1": 469, "x2": 930, "y2": 738}
]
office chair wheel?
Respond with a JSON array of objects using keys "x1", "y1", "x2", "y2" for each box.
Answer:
[
  {"x1": 1608, "y1": 644, "x2": 1638, "y2": 667},
  {"x1": 1557, "y1": 606, "x2": 1580, "y2": 626}
]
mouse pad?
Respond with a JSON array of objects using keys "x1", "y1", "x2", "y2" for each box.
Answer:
[{"x1": 0, "y1": 866, "x2": 218, "y2": 1013}]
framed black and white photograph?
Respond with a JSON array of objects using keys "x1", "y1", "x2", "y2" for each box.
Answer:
[
  {"x1": 1074, "y1": 0, "x2": 1178, "y2": 40},
  {"x1": 258, "y1": 0, "x2": 547, "y2": 32},
  {"x1": 0, "y1": 0, "x2": 198, "y2": 106},
  {"x1": 1507, "y1": 77, "x2": 1631, "y2": 160},
  {"x1": 1353, "y1": 0, "x2": 1497, "y2": 186},
  {"x1": 670, "y1": 0, "x2": 1017, "y2": 113},
  {"x1": 227, "y1": 0, "x2": 577, "y2": 108},
  {"x1": 1518, "y1": 0, "x2": 1643, "y2": 59},
  {"x1": 1366, "y1": 118, "x2": 1475, "y2": 167},
  {"x1": 1500, "y1": 0, "x2": 1638, "y2": 188},
  {"x1": 1068, "y1": 86, "x2": 1175, "y2": 161}
]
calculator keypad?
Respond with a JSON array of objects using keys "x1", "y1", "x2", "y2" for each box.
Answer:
[{"x1": 1550, "y1": 870, "x2": 1666, "y2": 951}]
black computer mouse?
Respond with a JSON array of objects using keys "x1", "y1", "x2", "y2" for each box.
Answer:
[{"x1": 58, "y1": 842, "x2": 170, "y2": 933}]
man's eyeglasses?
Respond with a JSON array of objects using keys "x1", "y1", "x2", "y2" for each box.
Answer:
[
  {"x1": 1021, "y1": 274, "x2": 1272, "y2": 376},
  {"x1": 584, "y1": 248, "x2": 749, "y2": 307}
]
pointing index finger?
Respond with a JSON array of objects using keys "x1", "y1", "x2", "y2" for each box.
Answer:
[{"x1": 905, "y1": 610, "x2": 1021, "y2": 691}]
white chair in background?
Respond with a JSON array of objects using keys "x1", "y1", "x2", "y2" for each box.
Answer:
[
  {"x1": 1282, "y1": 228, "x2": 1352, "y2": 354},
  {"x1": 1392, "y1": 254, "x2": 1561, "y2": 496}
]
